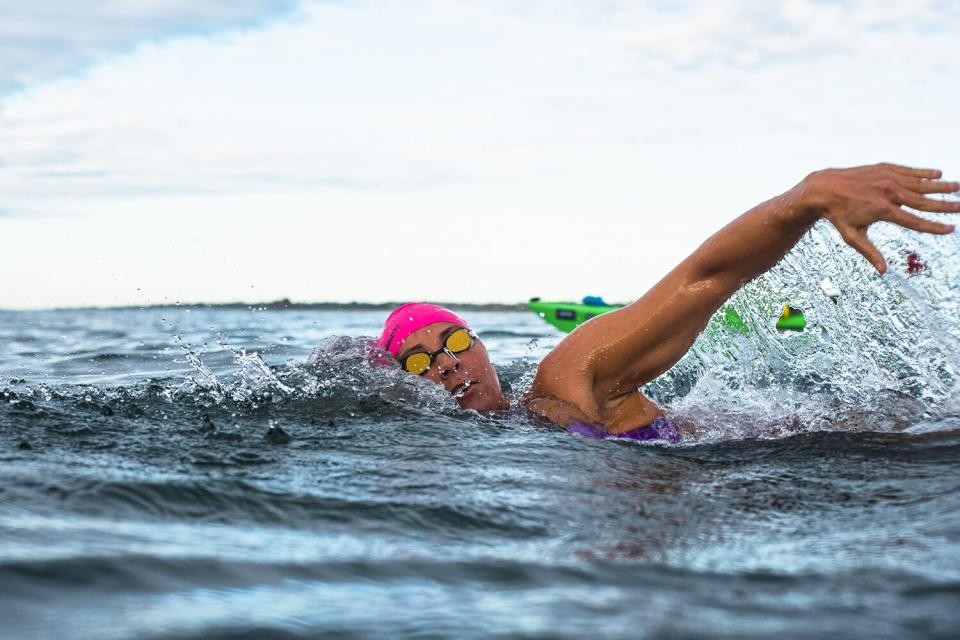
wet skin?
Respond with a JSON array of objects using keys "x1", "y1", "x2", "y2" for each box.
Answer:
[{"x1": 395, "y1": 322, "x2": 509, "y2": 412}]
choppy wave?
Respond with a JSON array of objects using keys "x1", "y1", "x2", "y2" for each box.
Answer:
[
  {"x1": 4, "y1": 217, "x2": 960, "y2": 638},
  {"x1": 644, "y1": 219, "x2": 960, "y2": 442}
]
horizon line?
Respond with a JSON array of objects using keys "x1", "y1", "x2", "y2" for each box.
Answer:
[{"x1": 0, "y1": 297, "x2": 541, "y2": 313}]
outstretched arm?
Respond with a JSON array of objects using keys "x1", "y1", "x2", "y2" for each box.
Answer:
[{"x1": 526, "y1": 163, "x2": 960, "y2": 432}]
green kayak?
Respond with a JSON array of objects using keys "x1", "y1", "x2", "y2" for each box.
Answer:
[
  {"x1": 527, "y1": 297, "x2": 623, "y2": 334},
  {"x1": 527, "y1": 297, "x2": 806, "y2": 334}
]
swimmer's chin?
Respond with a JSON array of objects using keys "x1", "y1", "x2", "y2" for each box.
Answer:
[{"x1": 453, "y1": 383, "x2": 509, "y2": 411}]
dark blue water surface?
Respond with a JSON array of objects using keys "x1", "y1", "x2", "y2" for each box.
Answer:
[{"x1": 3, "y1": 248, "x2": 960, "y2": 640}]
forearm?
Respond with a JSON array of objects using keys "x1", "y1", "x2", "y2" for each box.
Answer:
[{"x1": 687, "y1": 176, "x2": 820, "y2": 291}]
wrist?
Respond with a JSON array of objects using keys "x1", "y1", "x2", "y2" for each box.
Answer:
[{"x1": 790, "y1": 170, "x2": 830, "y2": 222}]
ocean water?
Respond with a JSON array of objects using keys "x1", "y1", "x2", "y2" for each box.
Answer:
[{"x1": 3, "y1": 225, "x2": 960, "y2": 639}]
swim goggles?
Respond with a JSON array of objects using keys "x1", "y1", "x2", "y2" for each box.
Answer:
[{"x1": 402, "y1": 327, "x2": 474, "y2": 375}]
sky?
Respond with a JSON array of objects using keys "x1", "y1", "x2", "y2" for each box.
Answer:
[{"x1": 1, "y1": 0, "x2": 958, "y2": 309}]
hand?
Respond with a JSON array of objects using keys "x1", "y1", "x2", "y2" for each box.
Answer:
[{"x1": 801, "y1": 163, "x2": 960, "y2": 273}]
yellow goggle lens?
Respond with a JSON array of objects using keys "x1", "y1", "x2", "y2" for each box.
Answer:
[
  {"x1": 401, "y1": 328, "x2": 474, "y2": 375},
  {"x1": 445, "y1": 328, "x2": 472, "y2": 353},
  {"x1": 404, "y1": 352, "x2": 432, "y2": 375}
]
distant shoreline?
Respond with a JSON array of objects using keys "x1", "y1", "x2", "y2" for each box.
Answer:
[{"x1": 3, "y1": 298, "x2": 531, "y2": 313}]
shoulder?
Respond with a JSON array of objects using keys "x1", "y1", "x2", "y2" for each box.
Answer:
[
  {"x1": 525, "y1": 349, "x2": 602, "y2": 426},
  {"x1": 527, "y1": 354, "x2": 662, "y2": 432}
]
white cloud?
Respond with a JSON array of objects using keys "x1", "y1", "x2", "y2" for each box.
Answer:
[
  {"x1": 0, "y1": 0, "x2": 301, "y2": 94},
  {"x1": 1, "y1": 0, "x2": 958, "y2": 308}
]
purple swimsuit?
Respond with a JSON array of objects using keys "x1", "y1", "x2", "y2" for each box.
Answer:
[{"x1": 568, "y1": 414, "x2": 680, "y2": 444}]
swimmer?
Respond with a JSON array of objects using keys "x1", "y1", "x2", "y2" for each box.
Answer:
[{"x1": 375, "y1": 163, "x2": 960, "y2": 441}]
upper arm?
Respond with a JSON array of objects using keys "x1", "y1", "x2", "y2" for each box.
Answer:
[{"x1": 530, "y1": 258, "x2": 738, "y2": 413}]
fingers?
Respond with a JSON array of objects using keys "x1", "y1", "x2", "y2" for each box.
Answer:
[
  {"x1": 839, "y1": 227, "x2": 887, "y2": 274},
  {"x1": 888, "y1": 208, "x2": 955, "y2": 235},
  {"x1": 884, "y1": 170, "x2": 960, "y2": 211},
  {"x1": 880, "y1": 162, "x2": 943, "y2": 179},
  {"x1": 893, "y1": 175, "x2": 960, "y2": 195},
  {"x1": 893, "y1": 188, "x2": 960, "y2": 213}
]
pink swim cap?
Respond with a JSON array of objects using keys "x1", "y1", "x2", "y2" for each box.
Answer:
[{"x1": 375, "y1": 303, "x2": 469, "y2": 357}]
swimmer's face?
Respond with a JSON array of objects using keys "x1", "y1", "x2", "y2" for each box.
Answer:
[{"x1": 396, "y1": 322, "x2": 509, "y2": 411}]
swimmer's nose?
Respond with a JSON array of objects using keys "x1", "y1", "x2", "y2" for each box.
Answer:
[{"x1": 436, "y1": 350, "x2": 460, "y2": 378}]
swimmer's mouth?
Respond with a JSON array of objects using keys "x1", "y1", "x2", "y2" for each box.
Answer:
[{"x1": 452, "y1": 380, "x2": 480, "y2": 397}]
